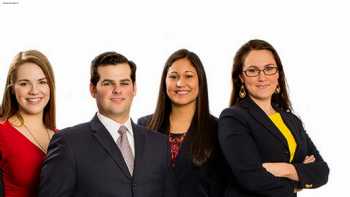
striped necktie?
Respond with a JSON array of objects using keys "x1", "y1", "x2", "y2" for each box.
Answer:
[{"x1": 116, "y1": 125, "x2": 134, "y2": 175}]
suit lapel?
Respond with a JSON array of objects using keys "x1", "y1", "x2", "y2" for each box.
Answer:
[
  {"x1": 240, "y1": 98, "x2": 289, "y2": 150},
  {"x1": 132, "y1": 121, "x2": 145, "y2": 178},
  {"x1": 90, "y1": 115, "x2": 132, "y2": 179},
  {"x1": 279, "y1": 111, "x2": 302, "y2": 161}
]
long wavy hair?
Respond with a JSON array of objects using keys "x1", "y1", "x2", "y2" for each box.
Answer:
[{"x1": 0, "y1": 50, "x2": 56, "y2": 130}]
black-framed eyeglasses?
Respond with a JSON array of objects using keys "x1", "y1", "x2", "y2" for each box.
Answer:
[{"x1": 242, "y1": 66, "x2": 278, "y2": 77}]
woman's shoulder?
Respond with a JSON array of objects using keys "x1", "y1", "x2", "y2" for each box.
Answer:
[
  {"x1": 208, "y1": 114, "x2": 218, "y2": 121},
  {"x1": 207, "y1": 114, "x2": 219, "y2": 126},
  {"x1": 0, "y1": 118, "x2": 7, "y2": 125},
  {"x1": 0, "y1": 119, "x2": 9, "y2": 129},
  {"x1": 137, "y1": 114, "x2": 153, "y2": 126},
  {"x1": 219, "y1": 105, "x2": 247, "y2": 119},
  {"x1": 0, "y1": 119, "x2": 12, "y2": 140}
]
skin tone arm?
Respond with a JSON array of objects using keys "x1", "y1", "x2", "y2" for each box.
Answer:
[{"x1": 262, "y1": 155, "x2": 316, "y2": 181}]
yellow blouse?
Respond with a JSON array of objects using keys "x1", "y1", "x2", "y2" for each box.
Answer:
[{"x1": 269, "y1": 112, "x2": 297, "y2": 162}]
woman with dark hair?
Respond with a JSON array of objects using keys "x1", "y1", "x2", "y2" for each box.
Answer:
[
  {"x1": 0, "y1": 50, "x2": 56, "y2": 197},
  {"x1": 138, "y1": 49, "x2": 228, "y2": 197},
  {"x1": 218, "y1": 39, "x2": 329, "y2": 197}
]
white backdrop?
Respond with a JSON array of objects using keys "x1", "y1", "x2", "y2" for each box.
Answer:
[{"x1": 1, "y1": 0, "x2": 348, "y2": 196}]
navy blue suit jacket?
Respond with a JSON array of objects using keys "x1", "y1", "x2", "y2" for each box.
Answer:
[{"x1": 39, "y1": 115, "x2": 176, "y2": 197}]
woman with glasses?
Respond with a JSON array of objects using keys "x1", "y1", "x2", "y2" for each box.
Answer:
[
  {"x1": 0, "y1": 50, "x2": 56, "y2": 197},
  {"x1": 218, "y1": 39, "x2": 329, "y2": 197}
]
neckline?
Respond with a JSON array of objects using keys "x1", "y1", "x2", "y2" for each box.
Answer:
[
  {"x1": 5, "y1": 120, "x2": 47, "y2": 155},
  {"x1": 268, "y1": 112, "x2": 280, "y2": 117},
  {"x1": 169, "y1": 132, "x2": 186, "y2": 137}
]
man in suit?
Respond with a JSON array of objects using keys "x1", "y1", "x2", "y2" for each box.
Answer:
[{"x1": 39, "y1": 52, "x2": 176, "y2": 197}]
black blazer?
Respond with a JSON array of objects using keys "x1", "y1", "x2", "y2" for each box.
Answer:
[
  {"x1": 218, "y1": 97, "x2": 329, "y2": 197},
  {"x1": 39, "y1": 115, "x2": 176, "y2": 197},
  {"x1": 138, "y1": 114, "x2": 229, "y2": 197}
]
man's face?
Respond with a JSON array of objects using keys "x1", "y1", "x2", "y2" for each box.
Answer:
[{"x1": 90, "y1": 63, "x2": 136, "y2": 122}]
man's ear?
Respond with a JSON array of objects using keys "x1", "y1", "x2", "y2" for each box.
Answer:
[
  {"x1": 89, "y1": 83, "x2": 96, "y2": 98},
  {"x1": 133, "y1": 82, "x2": 137, "y2": 96}
]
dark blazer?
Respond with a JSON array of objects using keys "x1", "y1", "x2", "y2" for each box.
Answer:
[
  {"x1": 138, "y1": 114, "x2": 229, "y2": 197},
  {"x1": 39, "y1": 115, "x2": 176, "y2": 197},
  {"x1": 218, "y1": 97, "x2": 329, "y2": 197}
]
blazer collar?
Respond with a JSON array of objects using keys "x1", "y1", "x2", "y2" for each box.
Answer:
[
  {"x1": 90, "y1": 114, "x2": 145, "y2": 178},
  {"x1": 239, "y1": 97, "x2": 290, "y2": 150},
  {"x1": 172, "y1": 120, "x2": 195, "y2": 180},
  {"x1": 277, "y1": 110, "x2": 303, "y2": 161}
]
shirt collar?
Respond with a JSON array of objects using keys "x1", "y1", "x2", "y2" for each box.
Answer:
[{"x1": 97, "y1": 112, "x2": 133, "y2": 137}]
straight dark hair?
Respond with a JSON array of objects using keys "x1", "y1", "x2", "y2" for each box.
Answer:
[
  {"x1": 230, "y1": 39, "x2": 292, "y2": 111},
  {"x1": 147, "y1": 49, "x2": 215, "y2": 166}
]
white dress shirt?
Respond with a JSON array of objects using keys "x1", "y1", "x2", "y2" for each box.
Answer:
[{"x1": 97, "y1": 112, "x2": 135, "y2": 156}]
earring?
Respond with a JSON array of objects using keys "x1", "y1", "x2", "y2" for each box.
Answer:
[
  {"x1": 275, "y1": 85, "x2": 281, "y2": 94},
  {"x1": 239, "y1": 85, "x2": 246, "y2": 98}
]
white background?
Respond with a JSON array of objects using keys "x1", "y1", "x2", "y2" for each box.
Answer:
[{"x1": 1, "y1": 0, "x2": 348, "y2": 196}]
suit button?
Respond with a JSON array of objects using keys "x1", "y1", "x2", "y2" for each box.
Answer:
[
  {"x1": 305, "y1": 184, "x2": 313, "y2": 188},
  {"x1": 133, "y1": 183, "x2": 136, "y2": 188}
]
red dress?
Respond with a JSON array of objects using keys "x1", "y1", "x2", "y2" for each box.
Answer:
[{"x1": 0, "y1": 121, "x2": 48, "y2": 197}]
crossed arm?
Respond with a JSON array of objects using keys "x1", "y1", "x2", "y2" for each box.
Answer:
[{"x1": 263, "y1": 155, "x2": 315, "y2": 181}]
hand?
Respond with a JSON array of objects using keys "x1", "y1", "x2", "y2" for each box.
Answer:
[
  {"x1": 262, "y1": 162, "x2": 299, "y2": 181},
  {"x1": 303, "y1": 155, "x2": 315, "y2": 164},
  {"x1": 292, "y1": 155, "x2": 316, "y2": 193},
  {"x1": 263, "y1": 155, "x2": 316, "y2": 191}
]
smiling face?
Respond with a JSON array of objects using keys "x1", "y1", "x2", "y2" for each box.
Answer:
[
  {"x1": 240, "y1": 50, "x2": 279, "y2": 103},
  {"x1": 165, "y1": 58, "x2": 199, "y2": 107},
  {"x1": 13, "y1": 62, "x2": 50, "y2": 116},
  {"x1": 90, "y1": 63, "x2": 136, "y2": 122}
]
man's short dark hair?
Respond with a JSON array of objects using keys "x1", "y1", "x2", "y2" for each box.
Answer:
[{"x1": 90, "y1": 51, "x2": 136, "y2": 85}]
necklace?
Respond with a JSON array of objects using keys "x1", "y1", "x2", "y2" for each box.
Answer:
[{"x1": 23, "y1": 123, "x2": 51, "y2": 154}]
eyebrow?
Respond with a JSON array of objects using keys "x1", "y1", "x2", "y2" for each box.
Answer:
[
  {"x1": 101, "y1": 79, "x2": 114, "y2": 82},
  {"x1": 17, "y1": 79, "x2": 30, "y2": 82},
  {"x1": 245, "y1": 64, "x2": 276, "y2": 68},
  {"x1": 168, "y1": 70, "x2": 195, "y2": 74},
  {"x1": 120, "y1": 79, "x2": 131, "y2": 83},
  {"x1": 17, "y1": 77, "x2": 47, "y2": 82},
  {"x1": 102, "y1": 78, "x2": 131, "y2": 83}
]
